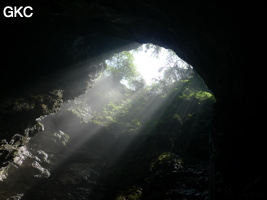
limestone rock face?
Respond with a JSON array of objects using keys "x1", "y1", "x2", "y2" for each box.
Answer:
[{"x1": 0, "y1": 0, "x2": 266, "y2": 199}]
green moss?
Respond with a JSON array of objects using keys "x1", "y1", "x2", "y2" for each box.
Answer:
[
  {"x1": 150, "y1": 152, "x2": 183, "y2": 171},
  {"x1": 195, "y1": 91, "x2": 215, "y2": 102},
  {"x1": 115, "y1": 186, "x2": 142, "y2": 200}
]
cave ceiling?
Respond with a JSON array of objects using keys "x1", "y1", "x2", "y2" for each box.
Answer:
[
  {"x1": 0, "y1": 1, "x2": 266, "y2": 199},
  {"x1": 1, "y1": 0, "x2": 252, "y2": 97}
]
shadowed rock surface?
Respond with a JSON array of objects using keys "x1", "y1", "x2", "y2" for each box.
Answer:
[{"x1": 0, "y1": 0, "x2": 266, "y2": 199}]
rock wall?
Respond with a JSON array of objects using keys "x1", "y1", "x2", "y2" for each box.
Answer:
[{"x1": 1, "y1": 0, "x2": 266, "y2": 199}]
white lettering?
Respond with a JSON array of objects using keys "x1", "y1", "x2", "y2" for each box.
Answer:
[
  {"x1": 3, "y1": 6, "x2": 13, "y2": 18},
  {"x1": 14, "y1": 6, "x2": 23, "y2": 17},
  {"x1": 23, "y1": 6, "x2": 33, "y2": 18},
  {"x1": 3, "y1": 6, "x2": 33, "y2": 18}
]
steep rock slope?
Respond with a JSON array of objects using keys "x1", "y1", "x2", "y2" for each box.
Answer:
[{"x1": 0, "y1": 1, "x2": 266, "y2": 199}]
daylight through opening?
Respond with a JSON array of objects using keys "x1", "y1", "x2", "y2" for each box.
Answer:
[{"x1": 3, "y1": 43, "x2": 216, "y2": 200}]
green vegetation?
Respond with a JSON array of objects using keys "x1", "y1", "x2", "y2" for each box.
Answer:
[
  {"x1": 64, "y1": 44, "x2": 215, "y2": 199},
  {"x1": 115, "y1": 186, "x2": 143, "y2": 200},
  {"x1": 67, "y1": 45, "x2": 214, "y2": 133},
  {"x1": 0, "y1": 44, "x2": 214, "y2": 199},
  {"x1": 105, "y1": 51, "x2": 145, "y2": 90}
]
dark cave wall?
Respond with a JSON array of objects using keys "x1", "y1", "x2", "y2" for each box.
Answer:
[{"x1": 1, "y1": 0, "x2": 266, "y2": 199}]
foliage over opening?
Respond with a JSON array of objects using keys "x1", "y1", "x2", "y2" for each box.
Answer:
[{"x1": 64, "y1": 43, "x2": 215, "y2": 138}]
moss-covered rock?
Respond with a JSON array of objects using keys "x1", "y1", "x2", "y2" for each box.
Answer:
[{"x1": 0, "y1": 0, "x2": 266, "y2": 199}]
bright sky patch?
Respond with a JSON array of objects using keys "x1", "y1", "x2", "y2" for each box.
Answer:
[{"x1": 132, "y1": 47, "x2": 169, "y2": 85}]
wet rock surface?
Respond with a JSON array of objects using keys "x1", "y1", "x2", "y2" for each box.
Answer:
[
  {"x1": 0, "y1": 106, "x2": 212, "y2": 200},
  {"x1": 145, "y1": 154, "x2": 209, "y2": 200},
  {"x1": 22, "y1": 151, "x2": 107, "y2": 200},
  {"x1": 0, "y1": 111, "x2": 115, "y2": 200},
  {"x1": 0, "y1": 1, "x2": 266, "y2": 199}
]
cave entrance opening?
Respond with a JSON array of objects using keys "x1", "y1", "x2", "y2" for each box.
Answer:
[{"x1": 2, "y1": 43, "x2": 215, "y2": 200}]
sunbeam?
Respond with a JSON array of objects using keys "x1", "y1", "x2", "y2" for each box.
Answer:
[{"x1": 2, "y1": 43, "x2": 215, "y2": 200}]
